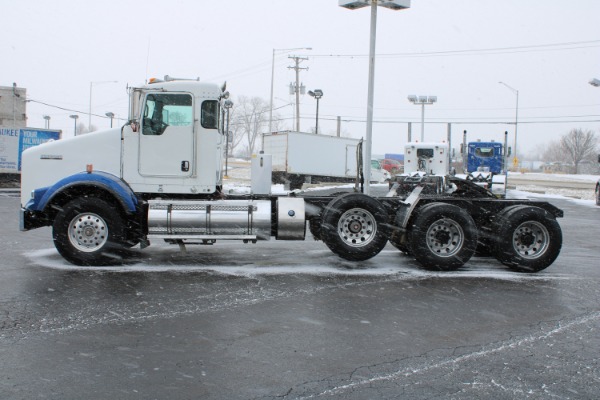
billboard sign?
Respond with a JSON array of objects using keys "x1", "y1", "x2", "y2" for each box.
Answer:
[{"x1": 0, "y1": 128, "x2": 61, "y2": 173}]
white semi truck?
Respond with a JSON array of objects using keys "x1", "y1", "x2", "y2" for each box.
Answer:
[{"x1": 20, "y1": 77, "x2": 564, "y2": 272}]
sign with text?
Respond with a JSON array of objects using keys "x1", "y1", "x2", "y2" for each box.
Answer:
[{"x1": 0, "y1": 128, "x2": 62, "y2": 173}]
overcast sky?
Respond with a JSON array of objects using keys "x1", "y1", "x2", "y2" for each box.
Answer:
[{"x1": 3, "y1": 0, "x2": 599, "y2": 158}]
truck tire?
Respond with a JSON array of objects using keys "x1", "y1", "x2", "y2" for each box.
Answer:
[
  {"x1": 409, "y1": 203, "x2": 478, "y2": 271},
  {"x1": 308, "y1": 218, "x2": 322, "y2": 241},
  {"x1": 52, "y1": 197, "x2": 126, "y2": 266},
  {"x1": 320, "y1": 193, "x2": 389, "y2": 261},
  {"x1": 493, "y1": 205, "x2": 562, "y2": 273},
  {"x1": 596, "y1": 183, "x2": 600, "y2": 206}
]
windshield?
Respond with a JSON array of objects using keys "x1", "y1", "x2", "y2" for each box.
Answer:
[{"x1": 475, "y1": 147, "x2": 494, "y2": 157}]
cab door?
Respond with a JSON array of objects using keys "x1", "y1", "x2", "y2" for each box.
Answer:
[{"x1": 139, "y1": 92, "x2": 194, "y2": 177}]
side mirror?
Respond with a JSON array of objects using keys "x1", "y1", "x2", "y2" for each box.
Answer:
[
  {"x1": 460, "y1": 143, "x2": 464, "y2": 155},
  {"x1": 507, "y1": 147, "x2": 512, "y2": 157}
]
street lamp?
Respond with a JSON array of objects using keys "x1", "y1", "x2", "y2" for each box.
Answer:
[
  {"x1": 407, "y1": 95, "x2": 437, "y2": 141},
  {"x1": 223, "y1": 99, "x2": 234, "y2": 178},
  {"x1": 589, "y1": 78, "x2": 600, "y2": 87},
  {"x1": 105, "y1": 112, "x2": 115, "y2": 128},
  {"x1": 307, "y1": 89, "x2": 323, "y2": 134},
  {"x1": 499, "y1": 81, "x2": 519, "y2": 170},
  {"x1": 339, "y1": 0, "x2": 411, "y2": 195},
  {"x1": 268, "y1": 47, "x2": 312, "y2": 135},
  {"x1": 43, "y1": 115, "x2": 51, "y2": 129},
  {"x1": 69, "y1": 114, "x2": 79, "y2": 136},
  {"x1": 89, "y1": 80, "x2": 117, "y2": 132}
]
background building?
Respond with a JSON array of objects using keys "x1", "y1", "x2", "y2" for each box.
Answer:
[{"x1": 0, "y1": 84, "x2": 27, "y2": 128}]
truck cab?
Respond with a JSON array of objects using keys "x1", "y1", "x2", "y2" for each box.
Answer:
[
  {"x1": 123, "y1": 78, "x2": 225, "y2": 195},
  {"x1": 22, "y1": 78, "x2": 226, "y2": 202},
  {"x1": 21, "y1": 78, "x2": 227, "y2": 232},
  {"x1": 458, "y1": 139, "x2": 508, "y2": 197},
  {"x1": 466, "y1": 141, "x2": 504, "y2": 176}
]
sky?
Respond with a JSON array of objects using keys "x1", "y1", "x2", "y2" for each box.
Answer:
[{"x1": 2, "y1": 0, "x2": 599, "y2": 159}]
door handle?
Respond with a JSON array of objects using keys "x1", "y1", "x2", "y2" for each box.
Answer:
[{"x1": 181, "y1": 161, "x2": 190, "y2": 172}]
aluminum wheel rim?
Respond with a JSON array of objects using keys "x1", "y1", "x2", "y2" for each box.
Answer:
[
  {"x1": 512, "y1": 221, "x2": 549, "y2": 259},
  {"x1": 68, "y1": 212, "x2": 108, "y2": 252},
  {"x1": 425, "y1": 218, "x2": 464, "y2": 257},
  {"x1": 337, "y1": 208, "x2": 377, "y2": 248}
]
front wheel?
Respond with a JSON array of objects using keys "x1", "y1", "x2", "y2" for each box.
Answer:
[
  {"x1": 493, "y1": 205, "x2": 562, "y2": 273},
  {"x1": 409, "y1": 203, "x2": 478, "y2": 271},
  {"x1": 320, "y1": 194, "x2": 390, "y2": 261},
  {"x1": 53, "y1": 197, "x2": 126, "y2": 266}
]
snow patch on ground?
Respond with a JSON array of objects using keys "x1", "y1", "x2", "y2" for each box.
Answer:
[
  {"x1": 25, "y1": 247, "x2": 573, "y2": 282},
  {"x1": 508, "y1": 189, "x2": 597, "y2": 207},
  {"x1": 508, "y1": 172, "x2": 599, "y2": 183}
]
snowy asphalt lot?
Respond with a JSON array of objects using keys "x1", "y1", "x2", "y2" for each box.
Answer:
[{"x1": 1, "y1": 186, "x2": 599, "y2": 399}]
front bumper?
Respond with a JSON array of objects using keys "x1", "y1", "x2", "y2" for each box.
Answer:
[{"x1": 20, "y1": 207, "x2": 49, "y2": 231}]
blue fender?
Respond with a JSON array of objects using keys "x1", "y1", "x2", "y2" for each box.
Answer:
[{"x1": 28, "y1": 171, "x2": 138, "y2": 214}]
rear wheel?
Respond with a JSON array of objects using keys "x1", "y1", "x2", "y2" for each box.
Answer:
[
  {"x1": 409, "y1": 203, "x2": 478, "y2": 271},
  {"x1": 320, "y1": 193, "x2": 389, "y2": 261},
  {"x1": 493, "y1": 205, "x2": 562, "y2": 272},
  {"x1": 308, "y1": 218, "x2": 322, "y2": 241},
  {"x1": 596, "y1": 184, "x2": 600, "y2": 206},
  {"x1": 53, "y1": 197, "x2": 126, "y2": 266}
]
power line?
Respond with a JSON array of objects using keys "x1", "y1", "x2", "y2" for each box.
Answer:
[
  {"x1": 271, "y1": 115, "x2": 600, "y2": 125},
  {"x1": 26, "y1": 98, "x2": 113, "y2": 120},
  {"x1": 311, "y1": 39, "x2": 600, "y2": 59}
]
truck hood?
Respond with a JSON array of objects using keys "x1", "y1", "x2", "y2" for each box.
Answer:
[{"x1": 21, "y1": 128, "x2": 122, "y2": 206}]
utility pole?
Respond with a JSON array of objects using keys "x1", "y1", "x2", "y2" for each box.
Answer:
[{"x1": 288, "y1": 56, "x2": 308, "y2": 132}]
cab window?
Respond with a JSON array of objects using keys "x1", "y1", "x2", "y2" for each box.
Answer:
[
  {"x1": 201, "y1": 100, "x2": 219, "y2": 129},
  {"x1": 417, "y1": 149, "x2": 434, "y2": 158},
  {"x1": 142, "y1": 93, "x2": 193, "y2": 135}
]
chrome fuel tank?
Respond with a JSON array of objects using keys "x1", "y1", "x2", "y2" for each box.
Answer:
[{"x1": 147, "y1": 199, "x2": 272, "y2": 240}]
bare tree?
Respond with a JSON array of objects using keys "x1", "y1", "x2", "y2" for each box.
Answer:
[
  {"x1": 76, "y1": 122, "x2": 89, "y2": 135},
  {"x1": 230, "y1": 96, "x2": 270, "y2": 157},
  {"x1": 560, "y1": 128, "x2": 598, "y2": 174},
  {"x1": 541, "y1": 140, "x2": 563, "y2": 163}
]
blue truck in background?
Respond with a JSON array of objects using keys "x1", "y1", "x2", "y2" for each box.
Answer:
[{"x1": 459, "y1": 131, "x2": 510, "y2": 197}]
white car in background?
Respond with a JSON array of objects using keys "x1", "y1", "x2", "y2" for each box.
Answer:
[{"x1": 370, "y1": 160, "x2": 391, "y2": 183}]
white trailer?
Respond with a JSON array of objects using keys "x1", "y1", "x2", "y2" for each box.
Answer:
[{"x1": 263, "y1": 131, "x2": 363, "y2": 189}]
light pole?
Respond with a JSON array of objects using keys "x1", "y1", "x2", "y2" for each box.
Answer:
[
  {"x1": 12, "y1": 83, "x2": 20, "y2": 129},
  {"x1": 268, "y1": 47, "x2": 311, "y2": 135},
  {"x1": 407, "y1": 95, "x2": 437, "y2": 141},
  {"x1": 223, "y1": 99, "x2": 234, "y2": 178},
  {"x1": 70, "y1": 115, "x2": 79, "y2": 136},
  {"x1": 499, "y1": 81, "x2": 519, "y2": 170},
  {"x1": 105, "y1": 112, "x2": 115, "y2": 128},
  {"x1": 89, "y1": 80, "x2": 117, "y2": 132},
  {"x1": 339, "y1": 0, "x2": 411, "y2": 195},
  {"x1": 307, "y1": 89, "x2": 323, "y2": 134},
  {"x1": 43, "y1": 115, "x2": 51, "y2": 129}
]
